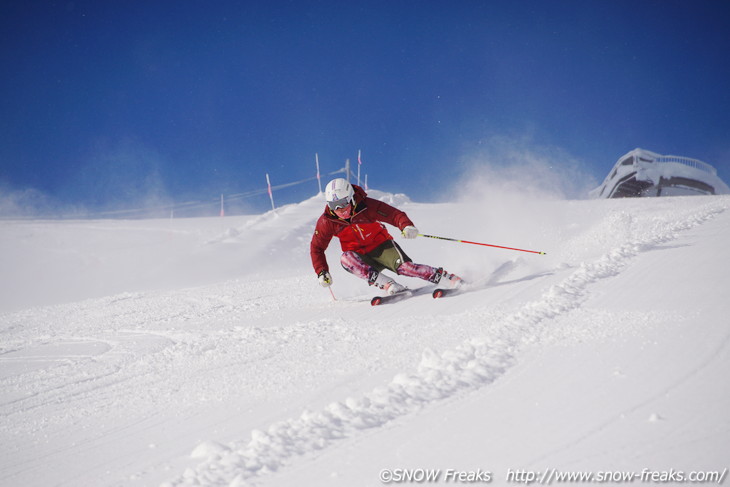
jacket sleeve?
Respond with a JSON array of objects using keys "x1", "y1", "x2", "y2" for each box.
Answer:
[
  {"x1": 310, "y1": 215, "x2": 334, "y2": 275},
  {"x1": 366, "y1": 198, "x2": 415, "y2": 231}
]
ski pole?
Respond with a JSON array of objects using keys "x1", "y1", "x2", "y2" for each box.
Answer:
[{"x1": 418, "y1": 234, "x2": 546, "y2": 255}]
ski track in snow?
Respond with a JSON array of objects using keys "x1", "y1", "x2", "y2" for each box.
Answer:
[{"x1": 163, "y1": 199, "x2": 728, "y2": 487}]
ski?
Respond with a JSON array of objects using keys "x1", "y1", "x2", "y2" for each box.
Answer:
[
  {"x1": 370, "y1": 290, "x2": 414, "y2": 306},
  {"x1": 371, "y1": 281, "x2": 467, "y2": 305},
  {"x1": 432, "y1": 287, "x2": 465, "y2": 299}
]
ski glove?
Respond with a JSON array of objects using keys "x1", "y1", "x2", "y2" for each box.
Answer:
[
  {"x1": 402, "y1": 225, "x2": 419, "y2": 239},
  {"x1": 318, "y1": 270, "x2": 332, "y2": 287}
]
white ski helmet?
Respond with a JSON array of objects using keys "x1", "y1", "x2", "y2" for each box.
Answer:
[{"x1": 325, "y1": 178, "x2": 354, "y2": 210}]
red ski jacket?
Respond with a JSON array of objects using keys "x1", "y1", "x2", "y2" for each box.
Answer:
[{"x1": 310, "y1": 185, "x2": 414, "y2": 275}]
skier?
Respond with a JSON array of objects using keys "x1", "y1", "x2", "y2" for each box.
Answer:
[{"x1": 310, "y1": 178, "x2": 463, "y2": 295}]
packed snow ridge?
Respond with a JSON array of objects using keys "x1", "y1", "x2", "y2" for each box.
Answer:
[{"x1": 166, "y1": 198, "x2": 728, "y2": 487}]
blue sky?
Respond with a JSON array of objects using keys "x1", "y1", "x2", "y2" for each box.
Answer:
[{"x1": 2, "y1": 1, "x2": 729, "y2": 215}]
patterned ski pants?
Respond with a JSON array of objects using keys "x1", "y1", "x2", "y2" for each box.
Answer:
[{"x1": 340, "y1": 245, "x2": 439, "y2": 283}]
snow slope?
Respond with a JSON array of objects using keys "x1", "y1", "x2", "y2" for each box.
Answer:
[{"x1": 1, "y1": 191, "x2": 729, "y2": 487}]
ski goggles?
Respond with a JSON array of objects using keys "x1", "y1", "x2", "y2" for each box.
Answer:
[{"x1": 328, "y1": 197, "x2": 352, "y2": 211}]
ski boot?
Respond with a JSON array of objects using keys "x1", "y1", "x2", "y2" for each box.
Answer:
[
  {"x1": 431, "y1": 268, "x2": 464, "y2": 289},
  {"x1": 370, "y1": 271, "x2": 407, "y2": 295}
]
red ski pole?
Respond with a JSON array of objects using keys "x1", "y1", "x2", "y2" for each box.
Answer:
[{"x1": 418, "y1": 234, "x2": 546, "y2": 255}]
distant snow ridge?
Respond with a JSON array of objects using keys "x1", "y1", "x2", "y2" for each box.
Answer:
[{"x1": 167, "y1": 199, "x2": 727, "y2": 487}]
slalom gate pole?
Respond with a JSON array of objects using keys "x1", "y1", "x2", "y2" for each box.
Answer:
[{"x1": 418, "y1": 234, "x2": 546, "y2": 255}]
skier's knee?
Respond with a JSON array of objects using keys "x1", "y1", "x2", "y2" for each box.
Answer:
[{"x1": 340, "y1": 251, "x2": 372, "y2": 279}]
